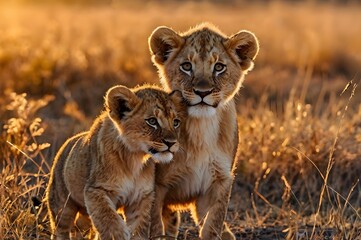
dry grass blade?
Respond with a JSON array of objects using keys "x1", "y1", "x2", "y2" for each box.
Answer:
[
  {"x1": 290, "y1": 146, "x2": 325, "y2": 180},
  {"x1": 311, "y1": 80, "x2": 358, "y2": 238},
  {"x1": 5, "y1": 141, "x2": 47, "y2": 176}
]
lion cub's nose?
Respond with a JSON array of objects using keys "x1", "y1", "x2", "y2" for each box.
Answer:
[
  {"x1": 193, "y1": 89, "x2": 213, "y2": 98},
  {"x1": 193, "y1": 79, "x2": 214, "y2": 98},
  {"x1": 162, "y1": 139, "x2": 176, "y2": 148}
]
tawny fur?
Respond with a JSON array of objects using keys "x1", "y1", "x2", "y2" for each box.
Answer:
[
  {"x1": 149, "y1": 23, "x2": 259, "y2": 240},
  {"x1": 46, "y1": 85, "x2": 185, "y2": 240}
]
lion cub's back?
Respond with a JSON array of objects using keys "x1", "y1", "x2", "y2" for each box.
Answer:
[
  {"x1": 49, "y1": 132, "x2": 90, "y2": 205},
  {"x1": 63, "y1": 132, "x2": 93, "y2": 205}
]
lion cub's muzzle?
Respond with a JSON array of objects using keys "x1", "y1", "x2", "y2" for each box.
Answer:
[
  {"x1": 184, "y1": 87, "x2": 221, "y2": 117},
  {"x1": 149, "y1": 139, "x2": 178, "y2": 153},
  {"x1": 149, "y1": 138, "x2": 179, "y2": 163},
  {"x1": 185, "y1": 80, "x2": 219, "y2": 108}
]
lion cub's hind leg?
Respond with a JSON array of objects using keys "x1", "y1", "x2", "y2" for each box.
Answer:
[{"x1": 48, "y1": 194, "x2": 79, "y2": 240}]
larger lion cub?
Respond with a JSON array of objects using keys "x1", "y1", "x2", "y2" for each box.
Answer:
[
  {"x1": 149, "y1": 23, "x2": 259, "y2": 239},
  {"x1": 46, "y1": 85, "x2": 184, "y2": 240}
]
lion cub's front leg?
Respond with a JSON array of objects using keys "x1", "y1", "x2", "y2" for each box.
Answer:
[
  {"x1": 195, "y1": 175, "x2": 234, "y2": 240},
  {"x1": 150, "y1": 185, "x2": 168, "y2": 239},
  {"x1": 84, "y1": 185, "x2": 130, "y2": 240},
  {"x1": 124, "y1": 191, "x2": 154, "y2": 240}
]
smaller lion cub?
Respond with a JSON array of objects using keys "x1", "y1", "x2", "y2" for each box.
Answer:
[{"x1": 46, "y1": 85, "x2": 185, "y2": 240}]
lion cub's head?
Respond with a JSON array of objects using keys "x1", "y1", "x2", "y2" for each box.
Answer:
[
  {"x1": 106, "y1": 85, "x2": 184, "y2": 163},
  {"x1": 149, "y1": 23, "x2": 259, "y2": 117}
]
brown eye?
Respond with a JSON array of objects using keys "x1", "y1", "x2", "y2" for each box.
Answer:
[
  {"x1": 214, "y1": 63, "x2": 226, "y2": 74},
  {"x1": 146, "y1": 117, "x2": 158, "y2": 128},
  {"x1": 173, "y1": 119, "x2": 181, "y2": 128},
  {"x1": 180, "y1": 62, "x2": 192, "y2": 74}
]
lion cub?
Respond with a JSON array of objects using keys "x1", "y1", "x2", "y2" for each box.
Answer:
[
  {"x1": 46, "y1": 85, "x2": 184, "y2": 240},
  {"x1": 148, "y1": 23, "x2": 259, "y2": 240}
]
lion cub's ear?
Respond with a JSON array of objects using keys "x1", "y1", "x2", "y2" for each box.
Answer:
[
  {"x1": 149, "y1": 26, "x2": 184, "y2": 65},
  {"x1": 224, "y1": 30, "x2": 259, "y2": 72},
  {"x1": 105, "y1": 85, "x2": 140, "y2": 121}
]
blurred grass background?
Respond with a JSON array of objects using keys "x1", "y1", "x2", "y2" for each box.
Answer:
[{"x1": 0, "y1": 0, "x2": 360, "y2": 239}]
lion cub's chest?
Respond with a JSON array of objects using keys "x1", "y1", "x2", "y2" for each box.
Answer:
[
  {"x1": 172, "y1": 117, "x2": 232, "y2": 198},
  {"x1": 108, "y1": 162, "x2": 154, "y2": 207},
  {"x1": 185, "y1": 150, "x2": 216, "y2": 195},
  {"x1": 185, "y1": 146, "x2": 231, "y2": 195}
]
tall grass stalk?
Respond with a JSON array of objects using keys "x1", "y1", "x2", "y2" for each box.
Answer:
[{"x1": 311, "y1": 81, "x2": 358, "y2": 238}]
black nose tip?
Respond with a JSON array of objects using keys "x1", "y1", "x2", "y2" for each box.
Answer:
[
  {"x1": 193, "y1": 89, "x2": 213, "y2": 98},
  {"x1": 162, "y1": 139, "x2": 176, "y2": 148}
]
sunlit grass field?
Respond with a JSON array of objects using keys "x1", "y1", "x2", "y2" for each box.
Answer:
[{"x1": 0, "y1": 1, "x2": 360, "y2": 239}]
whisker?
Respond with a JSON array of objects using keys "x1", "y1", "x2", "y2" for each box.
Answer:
[{"x1": 178, "y1": 146, "x2": 187, "y2": 154}]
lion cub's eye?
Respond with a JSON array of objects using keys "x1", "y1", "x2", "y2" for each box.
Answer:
[
  {"x1": 146, "y1": 117, "x2": 158, "y2": 128},
  {"x1": 173, "y1": 119, "x2": 181, "y2": 129},
  {"x1": 214, "y1": 62, "x2": 226, "y2": 75},
  {"x1": 180, "y1": 62, "x2": 192, "y2": 75}
]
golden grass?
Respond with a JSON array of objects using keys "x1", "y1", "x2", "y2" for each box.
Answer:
[
  {"x1": 233, "y1": 81, "x2": 361, "y2": 239},
  {"x1": 0, "y1": 1, "x2": 360, "y2": 239}
]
